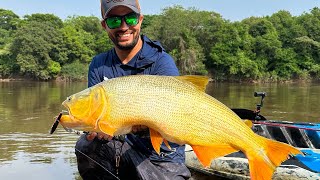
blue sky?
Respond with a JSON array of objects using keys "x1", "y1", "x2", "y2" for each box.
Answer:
[{"x1": 0, "y1": 0, "x2": 319, "y2": 21}]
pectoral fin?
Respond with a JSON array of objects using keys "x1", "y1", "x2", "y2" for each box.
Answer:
[
  {"x1": 163, "y1": 139, "x2": 171, "y2": 150},
  {"x1": 192, "y1": 145, "x2": 239, "y2": 167},
  {"x1": 149, "y1": 128, "x2": 171, "y2": 154},
  {"x1": 98, "y1": 121, "x2": 117, "y2": 136}
]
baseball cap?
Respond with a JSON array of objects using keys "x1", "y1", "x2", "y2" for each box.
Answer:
[{"x1": 100, "y1": 0, "x2": 141, "y2": 19}]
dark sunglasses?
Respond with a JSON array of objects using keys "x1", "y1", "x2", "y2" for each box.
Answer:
[{"x1": 105, "y1": 12, "x2": 140, "y2": 29}]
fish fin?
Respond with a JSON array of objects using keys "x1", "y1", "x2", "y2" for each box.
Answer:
[
  {"x1": 192, "y1": 145, "x2": 238, "y2": 167},
  {"x1": 163, "y1": 139, "x2": 172, "y2": 150},
  {"x1": 243, "y1": 119, "x2": 253, "y2": 128},
  {"x1": 98, "y1": 121, "x2": 117, "y2": 136},
  {"x1": 175, "y1": 76, "x2": 209, "y2": 91},
  {"x1": 149, "y1": 128, "x2": 164, "y2": 154},
  {"x1": 246, "y1": 136, "x2": 302, "y2": 180}
]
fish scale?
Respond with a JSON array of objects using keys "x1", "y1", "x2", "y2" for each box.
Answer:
[{"x1": 58, "y1": 75, "x2": 302, "y2": 180}]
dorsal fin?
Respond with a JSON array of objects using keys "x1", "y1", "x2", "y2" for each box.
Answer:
[{"x1": 175, "y1": 76, "x2": 210, "y2": 92}]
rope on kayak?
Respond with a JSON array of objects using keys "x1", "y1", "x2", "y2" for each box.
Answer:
[{"x1": 75, "y1": 147, "x2": 120, "y2": 180}]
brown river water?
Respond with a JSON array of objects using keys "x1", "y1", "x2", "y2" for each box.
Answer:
[{"x1": 0, "y1": 81, "x2": 319, "y2": 180}]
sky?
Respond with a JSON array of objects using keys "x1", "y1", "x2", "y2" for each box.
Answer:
[{"x1": 0, "y1": 0, "x2": 319, "y2": 21}]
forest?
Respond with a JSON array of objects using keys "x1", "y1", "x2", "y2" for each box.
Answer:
[{"x1": 0, "y1": 6, "x2": 319, "y2": 82}]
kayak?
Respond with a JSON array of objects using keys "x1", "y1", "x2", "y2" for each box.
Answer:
[
  {"x1": 185, "y1": 146, "x2": 320, "y2": 179},
  {"x1": 185, "y1": 92, "x2": 320, "y2": 179}
]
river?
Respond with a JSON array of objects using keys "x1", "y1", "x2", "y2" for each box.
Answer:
[{"x1": 0, "y1": 81, "x2": 319, "y2": 179}]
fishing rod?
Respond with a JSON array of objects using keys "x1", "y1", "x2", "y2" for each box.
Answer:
[
  {"x1": 50, "y1": 113, "x2": 121, "y2": 180},
  {"x1": 252, "y1": 121, "x2": 320, "y2": 131},
  {"x1": 252, "y1": 91, "x2": 319, "y2": 131},
  {"x1": 75, "y1": 148, "x2": 120, "y2": 180}
]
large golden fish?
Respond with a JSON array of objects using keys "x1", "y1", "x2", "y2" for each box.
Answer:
[{"x1": 57, "y1": 75, "x2": 301, "y2": 180}]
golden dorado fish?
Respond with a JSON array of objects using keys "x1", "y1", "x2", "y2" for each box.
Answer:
[{"x1": 57, "y1": 75, "x2": 301, "y2": 180}]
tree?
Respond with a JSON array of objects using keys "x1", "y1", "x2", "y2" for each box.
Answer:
[
  {"x1": 0, "y1": 34, "x2": 15, "y2": 77},
  {"x1": 141, "y1": 14, "x2": 159, "y2": 30},
  {"x1": 11, "y1": 21, "x2": 64, "y2": 80},
  {"x1": 268, "y1": 11, "x2": 306, "y2": 48},
  {"x1": 22, "y1": 13, "x2": 63, "y2": 28},
  {"x1": 0, "y1": 9, "x2": 19, "y2": 77},
  {"x1": 273, "y1": 48, "x2": 299, "y2": 79},
  {"x1": 209, "y1": 23, "x2": 261, "y2": 80},
  {"x1": 297, "y1": 8, "x2": 320, "y2": 42},
  {"x1": 61, "y1": 16, "x2": 113, "y2": 64},
  {"x1": 61, "y1": 22, "x2": 95, "y2": 64},
  {"x1": 144, "y1": 6, "x2": 207, "y2": 75},
  {"x1": 294, "y1": 36, "x2": 320, "y2": 78},
  {"x1": 0, "y1": 9, "x2": 19, "y2": 30}
]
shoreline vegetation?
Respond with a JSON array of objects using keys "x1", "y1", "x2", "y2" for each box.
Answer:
[
  {"x1": 1, "y1": 76, "x2": 319, "y2": 84},
  {"x1": 0, "y1": 6, "x2": 320, "y2": 83}
]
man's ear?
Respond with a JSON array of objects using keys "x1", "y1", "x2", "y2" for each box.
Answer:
[
  {"x1": 139, "y1": 14, "x2": 144, "y2": 24},
  {"x1": 101, "y1": 20, "x2": 107, "y2": 30}
]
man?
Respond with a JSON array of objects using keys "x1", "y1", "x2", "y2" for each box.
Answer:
[{"x1": 75, "y1": 0, "x2": 191, "y2": 179}]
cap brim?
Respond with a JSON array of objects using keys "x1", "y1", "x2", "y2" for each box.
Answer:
[{"x1": 104, "y1": 4, "x2": 140, "y2": 18}]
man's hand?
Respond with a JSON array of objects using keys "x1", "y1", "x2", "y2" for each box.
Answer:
[
  {"x1": 86, "y1": 125, "x2": 148, "y2": 141},
  {"x1": 86, "y1": 132, "x2": 113, "y2": 141},
  {"x1": 131, "y1": 125, "x2": 148, "y2": 133}
]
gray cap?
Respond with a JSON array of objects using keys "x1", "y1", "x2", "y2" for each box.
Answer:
[{"x1": 100, "y1": 0, "x2": 141, "y2": 18}]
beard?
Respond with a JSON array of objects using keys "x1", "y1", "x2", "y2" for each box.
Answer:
[{"x1": 109, "y1": 31, "x2": 140, "y2": 51}]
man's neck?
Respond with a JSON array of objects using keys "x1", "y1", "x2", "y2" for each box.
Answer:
[{"x1": 115, "y1": 38, "x2": 143, "y2": 65}]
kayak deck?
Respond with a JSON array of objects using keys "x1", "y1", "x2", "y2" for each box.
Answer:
[{"x1": 185, "y1": 145, "x2": 320, "y2": 179}]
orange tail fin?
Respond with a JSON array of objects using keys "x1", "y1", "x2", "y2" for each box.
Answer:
[
  {"x1": 192, "y1": 145, "x2": 239, "y2": 167},
  {"x1": 246, "y1": 136, "x2": 302, "y2": 180}
]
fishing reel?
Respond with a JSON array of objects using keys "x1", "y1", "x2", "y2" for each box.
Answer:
[
  {"x1": 254, "y1": 92, "x2": 266, "y2": 121},
  {"x1": 231, "y1": 91, "x2": 267, "y2": 121}
]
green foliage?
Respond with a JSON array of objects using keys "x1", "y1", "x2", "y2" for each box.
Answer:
[
  {"x1": 0, "y1": 28, "x2": 10, "y2": 48},
  {"x1": 141, "y1": 14, "x2": 158, "y2": 30},
  {"x1": 0, "y1": 10, "x2": 19, "y2": 76},
  {"x1": 0, "y1": 9, "x2": 20, "y2": 30},
  {"x1": 144, "y1": 6, "x2": 207, "y2": 75},
  {"x1": 268, "y1": 11, "x2": 306, "y2": 47},
  {"x1": 60, "y1": 61, "x2": 88, "y2": 81},
  {"x1": 11, "y1": 21, "x2": 64, "y2": 80},
  {"x1": 64, "y1": 16, "x2": 103, "y2": 34},
  {"x1": 61, "y1": 16, "x2": 113, "y2": 64},
  {"x1": 22, "y1": 13, "x2": 63, "y2": 28},
  {"x1": 297, "y1": 8, "x2": 320, "y2": 42},
  {"x1": 48, "y1": 60, "x2": 61, "y2": 75},
  {"x1": 61, "y1": 24, "x2": 95, "y2": 64},
  {"x1": 0, "y1": 47, "x2": 14, "y2": 77},
  {"x1": 67, "y1": 16, "x2": 113, "y2": 54},
  {"x1": 0, "y1": 7, "x2": 320, "y2": 82},
  {"x1": 273, "y1": 48, "x2": 299, "y2": 79}
]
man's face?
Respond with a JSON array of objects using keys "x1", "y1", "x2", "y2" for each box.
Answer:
[{"x1": 104, "y1": 6, "x2": 143, "y2": 50}]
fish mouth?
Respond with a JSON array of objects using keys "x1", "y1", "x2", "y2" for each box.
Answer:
[
  {"x1": 61, "y1": 100, "x2": 76, "y2": 121},
  {"x1": 49, "y1": 110, "x2": 72, "y2": 134}
]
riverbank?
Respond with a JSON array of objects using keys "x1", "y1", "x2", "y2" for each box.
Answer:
[
  {"x1": 0, "y1": 76, "x2": 319, "y2": 83},
  {"x1": 0, "y1": 78, "x2": 26, "y2": 82}
]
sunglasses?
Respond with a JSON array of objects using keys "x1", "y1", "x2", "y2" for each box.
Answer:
[{"x1": 105, "y1": 12, "x2": 140, "y2": 29}]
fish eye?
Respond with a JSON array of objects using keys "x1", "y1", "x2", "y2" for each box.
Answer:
[{"x1": 67, "y1": 96, "x2": 72, "y2": 101}]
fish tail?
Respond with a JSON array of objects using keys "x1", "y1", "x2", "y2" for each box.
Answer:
[{"x1": 246, "y1": 136, "x2": 302, "y2": 180}]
